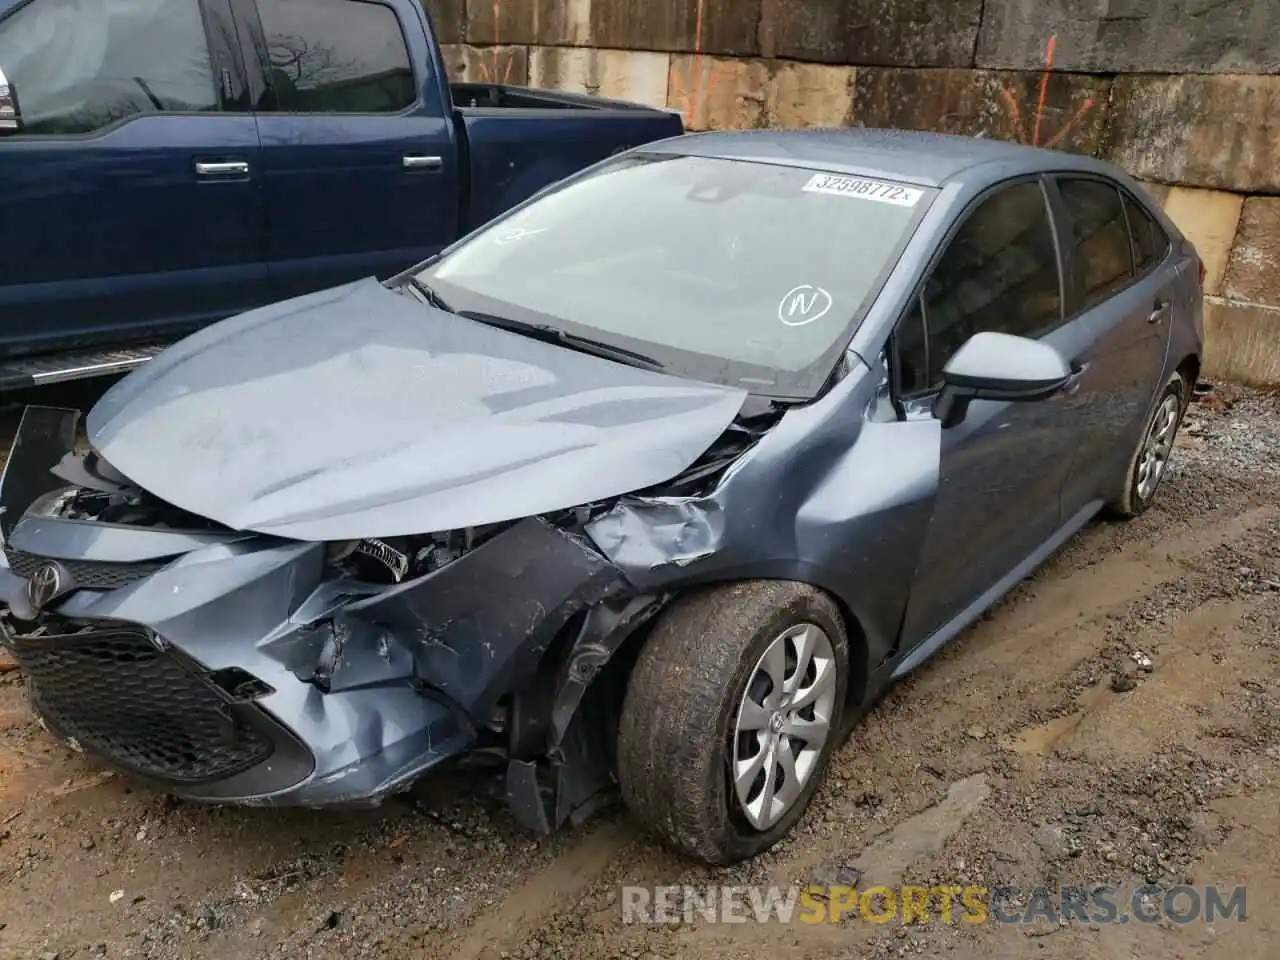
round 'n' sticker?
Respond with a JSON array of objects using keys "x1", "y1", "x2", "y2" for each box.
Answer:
[{"x1": 778, "y1": 285, "x2": 833, "y2": 327}]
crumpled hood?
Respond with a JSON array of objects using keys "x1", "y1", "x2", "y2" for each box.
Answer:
[{"x1": 86, "y1": 279, "x2": 748, "y2": 542}]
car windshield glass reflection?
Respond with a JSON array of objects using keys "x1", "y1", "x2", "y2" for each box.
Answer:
[{"x1": 419, "y1": 154, "x2": 933, "y2": 397}]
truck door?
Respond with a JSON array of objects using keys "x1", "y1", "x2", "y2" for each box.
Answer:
[
  {"x1": 237, "y1": 0, "x2": 462, "y2": 302},
  {"x1": 0, "y1": 0, "x2": 271, "y2": 356}
]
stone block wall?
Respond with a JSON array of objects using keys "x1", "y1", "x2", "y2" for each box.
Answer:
[{"x1": 426, "y1": 0, "x2": 1280, "y2": 385}]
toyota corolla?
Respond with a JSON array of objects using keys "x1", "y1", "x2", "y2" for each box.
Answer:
[{"x1": 0, "y1": 129, "x2": 1203, "y2": 865}]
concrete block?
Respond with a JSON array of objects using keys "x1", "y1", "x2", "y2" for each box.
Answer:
[
  {"x1": 421, "y1": 0, "x2": 464, "y2": 44},
  {"x1": 465, "y1": 0, "x2": 758, "y2": 54},
  {"x1": 853, "y1": 68, "x2": 1110, "y2": 155},
  {"x1": 438, "y1": 44, "x2": 529, "y2": 87},
  {"x1": 668, "y1": 56, "x2": 768, "y2": 131},
  {"x1": 1224, "y1": 198, "x2": 1280, "y2": 308},
  {"x1": 1104, "y1": 75, "x2": 1280, "y2": 194},
  {"x1": 591, "y1": 0, "x2": 760, "y2": 56},
  {"x1": 761, "y1": 0, "x2": 981, "y2": 66},
  {"x1": 466, "y1": 0, "x2": 587, "y2": 47},
  {"x1": 978, "y1": 0, "x2": 1280, "y2": 74},
  {"x1": 1203, "y1": 298, "x2": 1280, "y2": 387},
  {"x1": 769, "y1": 61, "x2": 859, "y2": 128},
  {"x1": 1136, "y1": 181, "x2": 1172, "y2": 207},
  {"x1": 668, "y1": 56, "x2": 856, "y2": 130},
  {"x1": 528, "y1": 47, "x2": 671, "y2": 109},
  {"x1": 1161, "y1": 187, "x2": 1243, "y2": 298}
]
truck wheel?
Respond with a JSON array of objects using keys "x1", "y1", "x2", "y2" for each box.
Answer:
[
  {"x1": 616, "y1": 580, "x2": 848, "y2": 865},
  {"x1": 1104, "y1": 371, "x2": 1189, "y2": 520}
]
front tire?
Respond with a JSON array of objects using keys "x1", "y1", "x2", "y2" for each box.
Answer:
[
  {"x1": 616, "y1": 581, "x2": 848, "y2": 865},
  {"x1": 1104, "y1": 371, "x2": 1189, "y2": 520}
]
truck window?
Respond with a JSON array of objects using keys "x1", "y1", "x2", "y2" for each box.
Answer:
[
  {"x1": 255, "y1": 0, "x2": 416, "y2": 114},
  {"x1": 0, "y1": 0, "x2": 217, "y2": 136}
]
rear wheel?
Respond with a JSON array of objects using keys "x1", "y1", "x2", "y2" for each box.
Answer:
[
  {"x1": 1104, "y1": 372, "x2": 1189, "y2": 520},
  {"x1": 616, "y1": 581, "x2": 848, "y2": 865}
]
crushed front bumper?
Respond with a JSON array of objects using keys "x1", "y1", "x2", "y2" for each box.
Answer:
[
  {"x1": 0, "y1": 407, "x2": 626, "y2": 809},
  {"x1": 0, "y1": 535, "x2": 478, "y2": 806}
]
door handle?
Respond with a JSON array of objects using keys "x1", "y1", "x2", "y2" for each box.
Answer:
[
  {"x1": 1148, "y1": 300, "x2": 1172, "y2": 324},
  {"x1": 195, "y1": 160, "x2": 250, "y2": 177},
  {"x1": 403, "y1": 155, "x2": 443, "y2": 171}
]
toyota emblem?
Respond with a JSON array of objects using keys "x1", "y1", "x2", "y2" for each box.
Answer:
[{"x1": 26, "y1": 562, "x2": 65, "y2": 614}]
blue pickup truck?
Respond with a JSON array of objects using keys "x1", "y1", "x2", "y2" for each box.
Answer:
[{"x1": 0, "y1": 0, "x2": 683, "y2": 389}]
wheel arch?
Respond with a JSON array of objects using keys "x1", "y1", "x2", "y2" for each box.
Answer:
[
  {"x1": 623, "y1": 570, "x2": 880, "y2": 711},
  {"x1": 1175, "y1": 352, "x2": 1201, "y2": 393}
]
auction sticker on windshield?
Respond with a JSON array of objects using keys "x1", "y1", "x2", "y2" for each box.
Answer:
[{"x1": 802, "y1": 174, "x2": 922, "y2": 207}]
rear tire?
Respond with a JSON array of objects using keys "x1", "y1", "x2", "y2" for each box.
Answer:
[
  {"x1": 1104, "y1": 371, "x2": 1189, "y2": 520},
  {"x1": 616, "y1": 580, "x2": 848, "y2": 865}
]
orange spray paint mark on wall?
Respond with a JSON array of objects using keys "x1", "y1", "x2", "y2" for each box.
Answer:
[
  {"x1": 475, "y1": 0, "x2": 518, "y2": 86},
  {"x1": 997, "y1": 35, "x2": 1096, "y2": 149},
  {"x1": 666, "y1": 0, "x2": 725, "y2": 129}
]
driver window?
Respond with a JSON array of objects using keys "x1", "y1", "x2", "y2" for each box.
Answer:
[
  {"x1": 896, "y1": 180, "x2": 1063, "y2": 395},
  {"x1": 0, "y1": 0, "x2": 217, "y2": 137}
]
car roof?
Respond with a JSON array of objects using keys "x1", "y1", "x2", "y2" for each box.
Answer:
[{"x1": 645, "y1": 127, "x2": 1122, "y2": 190}]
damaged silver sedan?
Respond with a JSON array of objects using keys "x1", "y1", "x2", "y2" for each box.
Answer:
[{"x1": 0, "y1": 129, "x2": 1204, "y2": 865}]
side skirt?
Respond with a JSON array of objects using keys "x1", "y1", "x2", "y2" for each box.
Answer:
[{"x1": 888, "y1": 499, "x2": 1105, "y2": 680}]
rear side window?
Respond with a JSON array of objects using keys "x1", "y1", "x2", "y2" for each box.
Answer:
[
  {"x1": 1058, "y1": 178, "x2": 1135, "y2": 307},
  {"x1": 256, "y1": 0, "x2": 416, "y2": 114},
  {"x1": 0, "y1": 0, "x2": 217, "y2": 136},
  {"x1": 1123, "y1": 193, "x2": 1167, "y2": 273},
  {"x1": 907, "y1": 180, "x2": 1063, "y2": 389}
]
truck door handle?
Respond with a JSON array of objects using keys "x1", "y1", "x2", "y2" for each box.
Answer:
[
  {"x1": 195, "y1": 160, "x2": 250, "y2": 178},
  {"x1": 1149, "y1": 300, "x2": 1171, "y2": 324},
  {"x1": 403, "y1": 155, "x2": 443, "y2": 171}
]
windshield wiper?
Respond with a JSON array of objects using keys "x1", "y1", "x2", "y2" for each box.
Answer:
[
  {"x1": 401, "y1": 276, "x2": 455, "y2": 313},
  {"x1": 460, "y1": 311, "x2": 665, "y2": 371}
]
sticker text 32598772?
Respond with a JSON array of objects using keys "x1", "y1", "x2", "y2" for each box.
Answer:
[{"x1": 801, "y1": 174, "x2": 923, "y2": 207}]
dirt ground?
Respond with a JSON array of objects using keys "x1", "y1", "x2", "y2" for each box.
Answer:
[{"x1": 0, "y1": 380, "x2": 1277, "y2": 960}]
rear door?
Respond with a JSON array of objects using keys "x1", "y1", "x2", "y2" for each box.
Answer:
[
  {"x1": 895, "y1": 177, "x2": 1098, "y2": 651},
  {"x1": 1048, "y1": 176, "x2": 1176, "y2": 519},
  {"x1": 238, "y1": 0, "x2": 461, "y2": 302},
  {"x1": 0, "y1": 0, "x2": 270, "y2": 355}
]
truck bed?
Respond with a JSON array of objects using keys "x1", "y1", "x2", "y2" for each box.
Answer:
[
  {"x1": 453, "y1": 83, "x2": 685, "y2": 230},
  {"x1": 451, "y1": 83, "x2": 678, "y2": 114}
]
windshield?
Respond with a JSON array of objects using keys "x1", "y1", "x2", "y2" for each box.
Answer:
[{"x1": 419, "y1": 153, "x2": 933, "y2": 399}]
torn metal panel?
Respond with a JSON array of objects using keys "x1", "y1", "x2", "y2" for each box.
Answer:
[
  {"x1": 545, "y1": 593, "x2": 666, "y2": 751},
  {"x1": 586, "y1": 363, "x2": 941, "y2": 671},
  {"x1": 341, "y1": 517, "x2": 624, "y2": 724},
  {"x1": 585, "y1": 498, "x2": 724, "y2": 578}
]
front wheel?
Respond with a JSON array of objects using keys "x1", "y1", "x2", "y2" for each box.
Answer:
[
  {"x1": 1104, "y1": 372, "x2": 1189, "y2": 520},
  {"x1": 616, "y1": 581, "x2": 848, "y2": 865}
]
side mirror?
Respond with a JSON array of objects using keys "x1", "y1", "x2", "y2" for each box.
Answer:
[
  {"x1": 933, "y1": 331, "x2": 1072, "y2": 428},
  {"x1": 0, "y1": 66, "x2": 21, "y2": 134}
]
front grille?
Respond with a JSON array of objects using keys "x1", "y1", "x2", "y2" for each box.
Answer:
[
  {"x1": 3, "y1": 546, "x2": 163, "y2": 590},
  {"x1": 3, "y1": 622, "x2": 273, "y2": 784}
]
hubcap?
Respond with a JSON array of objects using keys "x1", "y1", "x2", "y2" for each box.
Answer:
[
  {"x1": 1135, "y1": 394, "x2": 1182, "y2": 501},
  {"x1": 731, "y1": 623, "x2": 837, "y2": 831}
]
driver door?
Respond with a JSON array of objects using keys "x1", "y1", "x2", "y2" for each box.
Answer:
[
  {"x1": 894, "y1": 177, "x2": 1095, "y2": 652},
  {"x1": 0, "y1": 0, "x2": 271, "y2": 353}
]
